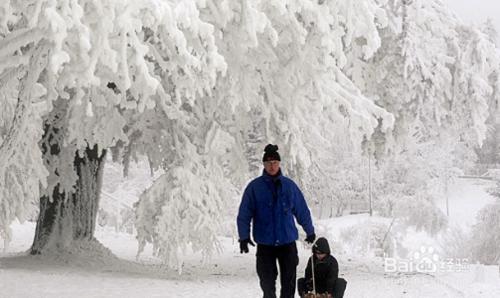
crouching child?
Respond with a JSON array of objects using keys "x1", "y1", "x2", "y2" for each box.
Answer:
[{"x1": 298, "y1": 237, "x2": 347, "y2": 298}]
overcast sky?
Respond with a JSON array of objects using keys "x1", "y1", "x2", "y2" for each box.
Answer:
[{"x1": 442, "y1": 0, "x2": 500, "y2": 33}]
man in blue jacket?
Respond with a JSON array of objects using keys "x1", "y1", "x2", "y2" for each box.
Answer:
[{"x1": 237, "y1": 144, "x2": 316, "y2": 298}]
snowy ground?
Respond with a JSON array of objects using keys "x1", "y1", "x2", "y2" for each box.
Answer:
[
  {"x1": 1, "y1": 178, "x2": 499, "y2": 298},
  {"x1": 436, "y1": 177, "x2": 497, "y2": 229}
]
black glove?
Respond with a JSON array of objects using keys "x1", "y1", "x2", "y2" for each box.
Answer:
[
  {"x1": 239, "y1": 239, "x2": 255, "y2": 253},
  {"x1": 305, "y1": 233, "x2": 316, "y2": 244}
]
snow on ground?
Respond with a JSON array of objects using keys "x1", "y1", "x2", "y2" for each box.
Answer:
[
  {"x1": 437, "y1": 178, "x2": 497, "y2": 229},
  {"x1": 1, "y1": 221, "x2": 499, "y2": 297},
  {"x1": 1, "y1": 178, "x2": 499, "y2": 298}
]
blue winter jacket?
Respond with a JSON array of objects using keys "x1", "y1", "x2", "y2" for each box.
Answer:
[{"x1": 237, "y1": 170, "x2": 314, "y2": 246}]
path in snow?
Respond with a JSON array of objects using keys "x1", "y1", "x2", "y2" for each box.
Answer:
[
  {"x1": 437, "y1": 177, "x2": 496, "y2": 229},
  {"x1": 1, "y1": 178, "x2": 499, "y2": 297},
  {"x1": 2, "y1": 222, "x2": 499, "y2": 297}
]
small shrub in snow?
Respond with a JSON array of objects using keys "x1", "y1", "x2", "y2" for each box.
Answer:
[
  {"x1": 438, "y1": 225, "x2": 473, "y2": 260},
  {"x1": 392, "y1": 194, "x2": 448, "y2": 236},
  {"x1": 340, "y1": 221, "x2": 395, "y2": 258},
  {"x1": 97, "y1": 207, "x2": 135, "y2": 234},
  {"x1": 470, "y1": 202, "x2": 500, "y2": 265},
  {"x1": 135, "y1": 164, "x2": 224, "y2": 269}
]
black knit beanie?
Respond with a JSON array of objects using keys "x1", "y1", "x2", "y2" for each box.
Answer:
[{"x1": 262, "y1": 144, "x2": 281, "y2": 162}]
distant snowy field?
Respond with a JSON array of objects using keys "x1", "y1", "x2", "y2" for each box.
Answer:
[{"x1": 1, "y1": 178, "x2": 499, "y2": 298}]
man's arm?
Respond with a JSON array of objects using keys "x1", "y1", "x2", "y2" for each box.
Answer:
[
  {"x1": 292, "y1": 183, "x2": 314, "y2": 236},
  {"x1": 236, "y1": 184, "x2": 254, "y2": 240}
]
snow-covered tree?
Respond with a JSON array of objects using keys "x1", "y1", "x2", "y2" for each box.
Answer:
[
  {"x1": 344, "y1": 0, "x2": 500, "y2": 236},
  {"x1": 134, "y1": 0, "x2": 395, "y2": 265},
  {"x1": 474, "y1": 20, "x2": 500, "y2": 168},
  {"x1": 482, "y1": 18, "x2": 499, "y2": 48},
  {"x1": 2, "y1": 0, "x2": 497, "y2": 268},
  {"x1": 0, "y1": 41, "x2": 49, "y2": 245},
  {"x1": 1, "y1": 0, "x2": 225, "y2": 255},
  {"x1": 1, "y1": 0, "x2": 394, "y2": 265}
]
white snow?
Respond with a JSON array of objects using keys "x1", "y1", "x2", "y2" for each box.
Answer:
[
  {"x1": 1, "y1": 178, "x2": 499, "y2": 298},
  {"x1": 436, "y1": 177, "x2": 496, "y2": 229},
  {"x1": 1, "y1": 1, "x2": 499, "y2": 297}
]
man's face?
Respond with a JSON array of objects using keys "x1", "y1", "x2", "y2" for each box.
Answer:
[{"x1": 264, "y1": 160, "x2": 280, "y2": 176}]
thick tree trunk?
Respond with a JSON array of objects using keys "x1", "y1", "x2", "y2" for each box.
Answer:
[{"x1": 31, "y1": 145, "x2": 106, "y2": 254}]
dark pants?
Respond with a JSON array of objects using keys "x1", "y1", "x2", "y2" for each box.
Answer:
[
  {"x1": 297, "y1": 277, "x2": 347, "y2": 298},
  {"x1": 256, "y1": 242, "x2": 299, "y2": 298}
]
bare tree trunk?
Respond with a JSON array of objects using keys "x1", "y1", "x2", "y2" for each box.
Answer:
[{"x1": 31, "y1": 145, "x2": 106, "y2": 254}]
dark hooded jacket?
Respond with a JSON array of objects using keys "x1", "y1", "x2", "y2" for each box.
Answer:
[{"x1": 304, "y1": 237, "x2": 339, "y2": 295}]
